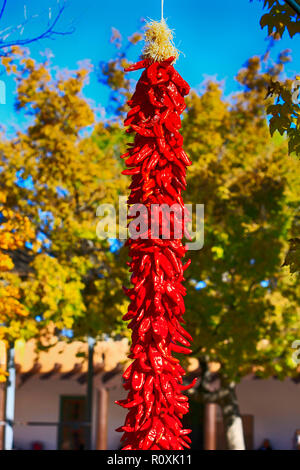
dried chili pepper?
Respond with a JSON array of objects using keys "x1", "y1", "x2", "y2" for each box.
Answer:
[{"x1": 116, "y1": 22, "x2": 197, "y2": 449}]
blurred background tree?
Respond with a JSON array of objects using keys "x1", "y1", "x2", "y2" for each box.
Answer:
[
  {"x1": 0, "y1": 191, "x2": 34, "y2": 380},
  {"x1": 0, "y1": 0, "x2": 74, "y2": 382},
  {"x1": 183, "y1": 52, "x2": 299, "y2": 449},
  {"x1": 0, "y1": 48, "x2": 130, "y2": 350}
]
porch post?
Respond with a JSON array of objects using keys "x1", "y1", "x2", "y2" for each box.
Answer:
[
  {"x1": 204, "y1": 402, "x2": 217, "y2": 450},
  {"x1": 96, "y1": 387, "x2": 108, "y2": 450},
  {"x1": 4, "y1": 343, "x2": 16, "y2": 450},
  {"x1": 86, "y1": 336, "x2": 95, "y2": 449},
  {"x1": 0, "y1": 383, "x2": 5, "y2": 450}
]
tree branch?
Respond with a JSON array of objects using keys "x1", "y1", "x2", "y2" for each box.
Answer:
[
  {"x1": 285, "y1": 0, "x2": 300, "y2": 16},
  {"x1": 0, "y1": 5, "x2": 74, "y2": 55},
  {"x1": 0, "y1": 0, "x2": 7, "y2": 22}
]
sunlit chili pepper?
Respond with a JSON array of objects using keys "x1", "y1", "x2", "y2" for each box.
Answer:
[
  {"x1": 116, "y1": 51, "x2": 197, "y2": 450},
  {"x1": 138, "y1": 352, "x2": 152, "y2": 372},
  {"x1": 131, "y1": 370, "x2": 145, "y2": 391}
]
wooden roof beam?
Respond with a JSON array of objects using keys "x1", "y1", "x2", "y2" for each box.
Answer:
[
  {"x1": 101, "y1": 363, "x2": 123, "y2": 384},
  {"x1": 77, "y1": 363, "x2": 104, "y2": 385},
  {"x1": 60, "y1": 363, "x2": 82, "y2": 380},
  {"x1": 19, "y1": 363, "x2": 41, "y2": 387},
  {"x1": 40, "y1": 363, "x2": 62, "y2": 380}
]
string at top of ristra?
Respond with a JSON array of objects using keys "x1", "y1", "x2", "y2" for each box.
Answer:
[{"x1": 142, "y1": 17, "x2": 180, "y2": 63}]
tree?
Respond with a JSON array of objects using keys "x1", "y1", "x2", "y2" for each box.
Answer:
[
  {"x1": 0, "y1": 47, "x2": 130, "y2": 353},
  {"x1": 0, "y1": 191, "x2": 34, "y2": 380},
  {"x1": 182, "y1": 53, "x2": 300, "y2": 449}
]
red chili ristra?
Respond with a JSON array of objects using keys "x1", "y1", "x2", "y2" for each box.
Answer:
[{"x1": 115, "y1": 56, "x2": 194, "y2": 450}]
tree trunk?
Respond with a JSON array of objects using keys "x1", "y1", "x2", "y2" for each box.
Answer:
[
  {"x1": 219, "y1": 381, "x2": 245, "y2": 450},
  {"x1": 198, "y1": 358, "x2": 245, "y2": 450}
]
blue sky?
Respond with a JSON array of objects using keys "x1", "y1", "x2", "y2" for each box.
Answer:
[{"x1": 0, "y1": 0, "x2": 299, "y2": 128}]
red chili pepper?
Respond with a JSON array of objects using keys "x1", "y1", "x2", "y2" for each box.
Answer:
[
  {"x1": 147, "y1": 63, "x2": 169, "y2": 85},
  {"x1": 148, "y1": 345, "x2": 164, "y2": 374},
  {"x1": 175, "y1": 319, "x2": 193, "y2": 342},
  {"x1": 168, "y1": 68, "x2": 190, "y2": 96},
  {"x1": 138, "y1": 352, "x2": 152, "y2": 372},
  {"x1": 122, "y1": 167, "x2": 141, "y2": 176},
  {"x1": 143, "y1": 375, "x2": 154, "y2": 396},
  {"x1": 116, "y1": 57, "x2": 196, "y2": 450},
  {"x1": 170, "y1": 342, "x2": 192, "y2": 355},
  {"x1": 175, "y1": 148, "x2": 192, "y2": 166},
  {"x1": 152, "y1": 316, "x2": 169, "y2": 339},
  {"x1": 172, "y1": 330, "x2": 191, "y2": 347},
  {"x1": 131, "y1": 370, "x2": 145, "y2": 391},
  {"x1": 122, "y1": 362, "x2": 133, "y2": 380},
  {"x1": 138, "y1": 316, "x2": 151, "y2": 335},
  {"x1": 179, "y1": 428, "x2": 192, "y2": 436},
  {"x1": 142, "y1": 393, "x2": 155, "y2": 424},
  {"x1": 139, "y1": 418, "x2": 152, "y2": 432},
  {"x1": 166, "y1": 82, "x2": 185, "y2": 108},
  {"x1": 126, "y1": 145, "x2": 153, "y2": 165},
  {"x1": 161, "y1": 413, "x2": 181, "y2": 435},
  {"x1": 147, "y1": 151, "x2": 160, "y2": 170},
  {"x1": 178, "y1": 437, "x2": 190, "y2": 449},
  {"x1": 174, "y1": 401, "x2": 189, "y2": 414},
  {"x1": 131, "y1": 124, "x2": 155, "y2": 138},
  {"x1": 157, "y1": 434, "x2": 170, "y2": 449},
  {"x1": 115, "y1": 396, "x2": 143, "y2": 409},
  {"x1": 134, "y1": 403, "x2": 145, "y2": 431},
  {"x1": 124, "y1": 59, "x2": 149, "y2": 72},
  {"x1": 142, "y1": 419, "x2": 160, "y2": 449},
  {"x1": 176, "y1": 394, "x2": 189, "y2": 402}
]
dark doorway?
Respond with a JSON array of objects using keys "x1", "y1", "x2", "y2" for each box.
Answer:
[
  {"x1": 58, "y1": 396, "x2": 89, "y2": 450},
  {"x1": 182, "y1": 395, "x2": 205, "y2": 449}
]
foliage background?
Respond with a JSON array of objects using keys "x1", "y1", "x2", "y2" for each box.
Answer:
[{"x1": 0, "y1": 0, "x2": 299, "y2": 423}]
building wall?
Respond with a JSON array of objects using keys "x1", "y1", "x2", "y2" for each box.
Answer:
[
  {"x1": 13, "y1": 375, "x2": 300, "y2": 450},
  {"x1": 13, "y1": 375, "x2": 126, "y2": 450},
  {"x1": 106, "y1": 385, "x2": 127, "y2": 450},
  {"x1": 237, "y1": 377, "x2": 300, "y2": 450}
]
